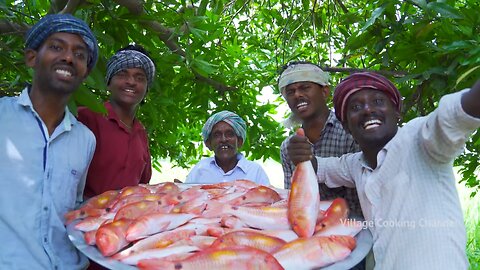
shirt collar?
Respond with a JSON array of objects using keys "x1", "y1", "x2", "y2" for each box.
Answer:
[
  {"x1": 210, "y1": 153, "x2": 247, "y2": 174},
  {"x1": 359, "y1": 132, "x2": 399, "y2": 170},
  {"x1": 17, "y1": 87, "x2": 77, "y2": 131},
  {"x1": 104, "y1": 101, "x2": 142, "y2": 132},
  {"x1": 325, "y1": 110, "x2": 337, "y2": 127}
]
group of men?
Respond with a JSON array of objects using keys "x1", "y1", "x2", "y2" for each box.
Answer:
[{"x1": 0, "y1": 13, "x2": 478, "y2": 270}]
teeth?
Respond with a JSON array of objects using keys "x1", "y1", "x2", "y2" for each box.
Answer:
[
  {"x1": 125, "y1": 89, "x2": 134, "y2": 93},
  {"x1": 297, "y1": 102, "x2": 308, "y2": 109},
  {"x1": 56, "y1": 69, "x2": 71, "y2": 77},
  {"x1": 221, "y1": 146, "x2": 228, "y2": 149},
  {"x1": 363, "y1": 119, "x2": 382, "y2": 129}
]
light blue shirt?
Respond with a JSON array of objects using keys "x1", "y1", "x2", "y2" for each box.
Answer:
[
  {"x1": 0, "y1": 88, "x2": 95, "y2": 270},
  {"x1": 185, "y1": 153, "x2": 270, "y2": 185}
]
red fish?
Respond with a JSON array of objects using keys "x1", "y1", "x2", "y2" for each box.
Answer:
[
  {"x1": 273, "y1": 235, "x2": 355, "y2": 270},
  {"x1": 95, "y1": 218, "x2": 134, "y2": 256},
  {"x1": 211, "y1": 230, "x2": 286, "y2": 253},
  {"x1": 114, "y1": 200, "x2": 173, "y2": 220},
  {"x1": 314, "y1": 198, "x2": 349, "y2": 234},
  {"x1": 137, "y1": 246, "x2": 284, "y2": 270},
  {"x1": 288, "y1": 129, "x2": 320, "y2": 238},
  {"x1": 227, "y1": 185, "x2": 282, "y2": 206}
]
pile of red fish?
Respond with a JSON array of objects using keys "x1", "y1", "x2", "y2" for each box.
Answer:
[{"x1": 65, "y1": 161, "x2": 363, "y2": 270}]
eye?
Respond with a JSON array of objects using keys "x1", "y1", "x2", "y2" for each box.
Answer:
[
  {"x1": 373, "y1": 98, "x2": 385, "y2": 105},
  {"x1": 285, "y1": 89, "x2": 294, "y2": 96},
  {"x1": 299, "y1": 85, "x2": 310, "y2": 91},
  {"x1": 115, "y1": 71, "x2": 128, "y2": 79},
  {"x1": 350, "y1": 103, "x2": 362, "y2": 112},
  {"x1": 212, "y1": 132, "x2": 222, "y2": 139},
  {"x1": 74, "y1": 51, "x2": 87, "y2": 60},
  {"x1": 135, "y1": 75, "x2": 147, "y2": 83},
  {"x1": 49, "y1": 44, "x2": 62, "y2": 51},
  {"x1": 225, "y1": 131, "x2": 236, "y2": 138}
]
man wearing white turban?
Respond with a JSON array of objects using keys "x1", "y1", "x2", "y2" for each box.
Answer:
[
  {"x1": 185, "y1": 110, "x2": 270, "y2": 185},
  {"x1": 278, "y1": 61, "x2": 362, "y2": 218}
]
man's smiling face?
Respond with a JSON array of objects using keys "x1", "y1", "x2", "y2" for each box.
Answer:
[
  {"x1": 284, "y1": 81, "x2": 330, "y2": 121},
  {"x1": 206, "y1": 121, "x2": 243, "y2": 164},
  {"x1": 344, "y1": 89, "x2": 400, "y2": 149}
]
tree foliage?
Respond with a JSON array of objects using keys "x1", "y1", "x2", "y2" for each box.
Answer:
[{"x1": 0, "y1": 0, "x2": 479, "y2": 193}]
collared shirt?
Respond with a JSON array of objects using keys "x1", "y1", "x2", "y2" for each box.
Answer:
[
  {"x1": 78, "y1": 102, "x2": 152, "y2": 198},
  {"x1": 185, "y1": 153, "x2": 270, "y2": 185},
  {"x1": 0, "y1": 87, "x2": 95, "y2": 270},
  {"x1": 281, "y1": 110, "x2": 362, "y2": 216},
  {"x1": 316, "y1": 91, "x2": 475, "y2": 269}
]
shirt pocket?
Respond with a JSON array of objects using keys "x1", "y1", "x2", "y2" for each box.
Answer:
[{"x1": 50, "y1": 163, "x2": 86, "y2": 215}]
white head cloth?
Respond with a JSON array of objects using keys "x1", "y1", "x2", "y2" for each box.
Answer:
[
  {"x1": 278, "y1": 63, "x2": 330, "y2": 129},
  {"x1": 278, "y1": 63, "x2": 330, "y2": 97}
]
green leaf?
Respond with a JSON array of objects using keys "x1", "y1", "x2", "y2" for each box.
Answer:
[
  {"x1": 191, "y1": 58, "x2": 217, "y2": 77},
  {"x1": 427, "y1": 2, "x2": 464, "y2": 19},
  {"x1": 73, "y1": 85, "x2": 107, "y2": 114},
  {"x1": 189, "y1": 27, "x2": 208, "y2": 41},
  {"x1": 360, "y1": 6, "x2": 385, "y2": 32},
  {"x1": 411, "y1": 0, "x2": 427, "y2": 9},
  {"x1": 455, "y1": 66, "x2": 480, "y2": 87}
]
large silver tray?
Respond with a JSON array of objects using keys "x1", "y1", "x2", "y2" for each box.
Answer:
[{"x1": 67, "y1": 220, "x2": 372, "y2": 270}]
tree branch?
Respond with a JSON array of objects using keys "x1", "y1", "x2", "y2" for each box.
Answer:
[
  {"x1": 140, "y1": 20, "x2": 186, "y2": 58},
  {"x1": 334, "y1": 0, "x2": 349, "y2": 13},
  {"x1": 193, "y1": 71, "x2": 237, "y2": 94},
  {"x1": 114, "y1": 0, "x2": 144, "y2": 15},
  {"x1": 322, "y1": 66, "x2": 408, "y2": 77},
  {"x1": 0, "y1": 20, "x2": 29, "y2": 35},
  {"x1": 114, "y1": 0, "x2": 237, "y2": 93},
  {"x1": 59, "y1": 0, "x2": 84, "y2": 14},
  {"x1": 49, "y1": 0, "x2": 69, "y2": 13}
]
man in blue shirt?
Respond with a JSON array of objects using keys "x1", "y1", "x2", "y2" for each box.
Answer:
[
  {"x1": 0, "y1": 14, "x2": 98, "y2": 269},
  {"x1": 185, "y1": 110, "x2": 270, "y2": 185}
]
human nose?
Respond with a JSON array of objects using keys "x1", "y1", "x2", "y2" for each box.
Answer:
[
  {"x1": 219, "y1": 133, "x2": 228, "y2": 142},
  {"x1": 125, "y1": 74, "x2": 136, "y2": 85},
  {"x1": 62, "y1": 49, "x2": 74, "y2": 64},
  {"x1": 292, "y1": 88, "x2": 305, "y2": 98},
  {"x1": 362, "y1": 102, "x2": 377, "y2": 114}
]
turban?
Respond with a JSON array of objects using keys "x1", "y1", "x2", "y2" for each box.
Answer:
[
  {"x1": 25, "y1": 14, "x2": 98, "y2": 70},
  {"x1": 278, "y1": 63, "x2": 330, "y2": 97},
  {"x1": 202, "y1": 110, "x2": 247, "y2": 142},
  {"x1": 333, "y1": 72, "x2": 402, "y2": 122},
  {"x1": 105, "y1": 50, "x2": 156, "y2": 87}
]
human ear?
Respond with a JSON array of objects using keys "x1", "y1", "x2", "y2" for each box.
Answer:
[
  {"x1": 24, "y1": 49, "x2": 37, "y2": 68},
  {"x1": 237, "y1": 138, "x2": 244, "y2": 148},
  {"x1": 322, "y1": 85, "x2": 331, "y2": 98},
  {"x1": 205, "y1": 140, "x2": 213, "y2": 151}
]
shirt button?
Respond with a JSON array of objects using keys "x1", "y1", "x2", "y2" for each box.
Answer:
[
  {"x1": 43, "y1": 207, "x2": 48, "y2": 211},
  {"x1": 44, "y1": 237, "x2": 48, "y2": 243}
]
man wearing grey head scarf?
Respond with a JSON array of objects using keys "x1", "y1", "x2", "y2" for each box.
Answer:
[
  {"x1": 78, "y1": 44, "x2": 154, "y2": 209},
  {"x1": 0, "y1": 13, "x2": 98, "y2": 269},
  {"x1": 278, "y1": 61, "x2": 363, "y2": 217},
  {"x1": 185, "y1": 110, "x2": 270, "y2": 185}
]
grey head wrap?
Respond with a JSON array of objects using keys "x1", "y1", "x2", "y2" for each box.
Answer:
[{"x1": 105, "y1": 50, "x2": 156, "y2": 87}]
